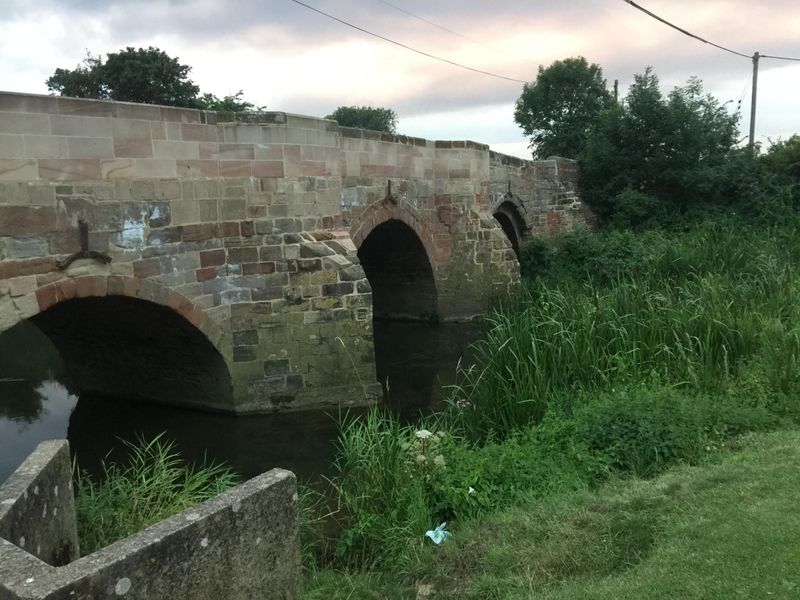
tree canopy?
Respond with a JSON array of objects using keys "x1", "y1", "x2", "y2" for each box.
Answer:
[
  {"x1": 579, "y1": 69, "x2": 741, "y2": 226},
  {"x1": 514, "y1": 57, "x2": 612, "y2": 159},
  {"x1": 46, "y1": 47, "x2": 261, "y2": 111},
  {"x1": 325, "y1": 106, "x2": 398, "y2": 133}
]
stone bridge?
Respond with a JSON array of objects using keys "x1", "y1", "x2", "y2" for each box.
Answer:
[{"x1": 0, "y1": 91, "x2": 593, "y2": 412}]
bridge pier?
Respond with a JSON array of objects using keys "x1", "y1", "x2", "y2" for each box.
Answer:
[{"x1": 0, "y1": 91, "x2": 592, "y2": 413}]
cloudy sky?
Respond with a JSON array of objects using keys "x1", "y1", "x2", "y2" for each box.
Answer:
[{"x1": 1, "y1": 0, "x2": 798, "y2": 157}]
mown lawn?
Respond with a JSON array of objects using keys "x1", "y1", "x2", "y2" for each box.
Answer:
[{"x1": 304, "y1": 428, "x2": 800, "y2": 599}]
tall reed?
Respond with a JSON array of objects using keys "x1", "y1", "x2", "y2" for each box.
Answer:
[
  {"x1": 74, "y1": 433, "x2": 238, "y2": 554},
  {"x1": 451, "y1": 224, "x2": 800, "y2": 440}
]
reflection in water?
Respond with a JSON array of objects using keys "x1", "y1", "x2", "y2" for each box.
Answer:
[
  {"x1": 0, "y1": 321, "x2": 80, "y2": 481},
  {"x1": 0, "y1": 318, "x2": 483, "y2": 484}
]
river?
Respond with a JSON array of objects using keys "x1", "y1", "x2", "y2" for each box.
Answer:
[{"x1": 0, "y1": 319, "x2": 482, "y2": 483}]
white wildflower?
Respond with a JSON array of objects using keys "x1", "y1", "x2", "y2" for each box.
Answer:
[{"x1": 415, "y1": 429, "x2": 433, "y2": 440}]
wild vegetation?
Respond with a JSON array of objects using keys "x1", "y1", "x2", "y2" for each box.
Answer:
[
  {"x1": 300, "y1": 59, "x2": 800, "y2": 596},
  {"x1": 73, "y1": 434, "x2": 237, "y2": 554}
]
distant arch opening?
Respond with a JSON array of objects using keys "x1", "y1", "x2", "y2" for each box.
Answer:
[
  {"x1": 357, "y1": 219, "x2": 438, "y2": 321},
  {"x1": 28, "y1": 296, "x2": 233, "y2": 411},
  {"x1": 493, "y1": 201, "x2": 526, "y2": 258}
]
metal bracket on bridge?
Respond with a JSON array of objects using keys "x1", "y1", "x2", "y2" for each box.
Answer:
[
  {"x1": 56, "y1": 220, "x2": 112, "y2": 270},
  {"x1": 382, "y1": 179, "x2": 398, "y2": 206}
]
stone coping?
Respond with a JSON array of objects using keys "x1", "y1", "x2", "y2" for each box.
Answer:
[{"x1": 0, "y1": 440, "x2": 300, "y2": 599}]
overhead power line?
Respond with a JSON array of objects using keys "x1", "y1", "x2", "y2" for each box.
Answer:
[
  {"x1": 287, "y1": 0, "x2": 527, "y2": 84},
  {"x1": 621, "y1": 0, "x2": 800, "y2": 62},
  {"x1": 371, "y1": 0, "x2": 539, "y2": 66}
]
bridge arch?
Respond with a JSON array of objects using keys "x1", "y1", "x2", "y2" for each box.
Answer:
[
  {"x1": 2, "y1": 275, "x2": 233, "y2": 411},
  {"x1": 351, "y1": 199, "x2": 441, "y2": 321},
  {"x1": 492, "y1": 197, "x2": 528, "y2": 258}
]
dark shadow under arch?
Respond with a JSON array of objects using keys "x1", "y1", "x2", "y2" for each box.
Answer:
[
  {"x1": 493, "y1": 201, "x2": 526, "y2": 258},
  {"x1": 357, "y1": 219, "x2": 438, "y2": 321},
  {"x1": 29, "y1": 296, "x2": 233, "y2": 411}
]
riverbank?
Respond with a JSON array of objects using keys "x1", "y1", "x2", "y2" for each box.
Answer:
[
  {"x1": 299, "y1": 220, "x2": 800, "y2": 598},
  {"x1": 304, "y1": 427, "x2": 800, "y2": 599}
]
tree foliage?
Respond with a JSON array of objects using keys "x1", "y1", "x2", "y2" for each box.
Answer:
[
  {"x1": 325, "y1": 106, "x2": 398, "y2": 133},
  {"x1": 579, "y1": 69, "x2": 741, "y2": 227},
  {"x1": 195, "y1": 90, "x2": 265, "y2": 112},
  {"x1": 514, "y1": 57, "x2": 612, "y2": 159},
  {"x1": 46, "y1": 47, "x2": 261, "y2": 111}
]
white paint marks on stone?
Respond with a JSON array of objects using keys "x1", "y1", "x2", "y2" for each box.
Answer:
[
  {"x1": 54, "y1": 506, "x2": 58, "y2": 516},
  {"x1": 292, "y1": 492, "x2": 299, "y2": 502},
  {"x1": 42, "y1": 503, "x2": 48, "y2": 518},
  {"x1": 185, "y1": 512, "x2": 201, "y2": 521},
  {"x1": 18, "y1": 536, "x2": 25, "y2": 547},
  {"x1": 115, "y1": 577, "x2": 132, "y2": 595},
  {"x1": 24, "y1": 578, "x2": 34, "y2": 585},
  {"x1": 36, "y1": 544, "x2": 41, "y2": 556},
  {"x1": 255, "y1": 537, "x2": 262, "y2": 545},
  {"x1": 33, "y1": 486, "x2": 39, "y2": 495},
  {"x1": 54, "y1": 485, "x2": 59, "y2": 497},
  {"x1": 200, "y1": 537, "x2": 209, "y2": 548},
  {"x1": 231, "y1": 500, "x2": 242, "y2": 513}
]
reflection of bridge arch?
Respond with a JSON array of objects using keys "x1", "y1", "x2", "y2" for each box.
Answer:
[
  {"x1": 351, "y1": 199, "x2": 441, "y2": 321},
  {"x1": 2, "y1": 275, "x2": 233, "y2": 411},
  {"x1": 492, "y1": 197, "x2": 528, "y2": 258}
]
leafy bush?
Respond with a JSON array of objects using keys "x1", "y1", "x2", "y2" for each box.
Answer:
[
  {"x1": 518, "y1": 236, "x2": 553, "y2": 279},
  {"x1": 74, "y1": 434, "x2": 238, "y2": 554},
  {"x1": 580, "y1": 70, "x2": 739, "y2": 226}
]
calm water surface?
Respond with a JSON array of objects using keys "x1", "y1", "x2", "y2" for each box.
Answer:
[{"x1": 0, "y1": 319, "x2": 481, "y2": 483}]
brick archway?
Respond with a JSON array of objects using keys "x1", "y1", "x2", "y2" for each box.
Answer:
[
  {"x1": 28, "y1": 275, "x2": 224, "y2": 351},
  {"x1": 350, "y1": 198, "x2": 446, "y2": 272}
]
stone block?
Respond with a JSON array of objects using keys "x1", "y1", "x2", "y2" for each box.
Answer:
[
  {"x1": 66, "y1": 136, "x2": 113, "y2": 159},
  {"x1": 0, "y1": 134, "x2": 24, "y2": 159},
  {"x1": 0, "y1": 449, "x2": 301, "y2": 600},
  {"x1": 0, "y1": 440, "x2": 78, "y2": 567}
]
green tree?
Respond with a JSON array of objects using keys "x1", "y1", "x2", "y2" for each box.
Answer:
[
  {"x1": 47, "y1": 47, "x2": 200, "y2": 107},
  {"x1": 580, "y1": 69, "x2": 740, "y2": 227},
  {"x1": 514, "y1": 57, "x2": 612, "y2": 159},
  {"x1": 196, "y1": 90, "x2": 265, "y2": 112},
  {"x1": 46, "y1": 47, "x2": 261, "y2": 112},
  {"x1": 326, "y1": 106, "x2": 397, "y2": 133}
]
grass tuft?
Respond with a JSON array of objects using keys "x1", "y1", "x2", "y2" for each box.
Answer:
[{"x1": 74, "y1": 433, "x2": 238, "y2": 554}]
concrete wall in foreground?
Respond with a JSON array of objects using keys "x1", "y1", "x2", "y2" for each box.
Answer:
[{"x1": 0, "y1": 440, "x2": 301, "y2": 600}]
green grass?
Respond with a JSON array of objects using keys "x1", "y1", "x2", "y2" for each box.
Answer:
[
  {"x1": 74, "y1": 433, "x2": 238, "y2": 554},
  {"x1": 304, "y1": 429, "x2": 800, "y2": 599},
  {"x1": 452, "y1": 225, "x2": 800, "y2": 440},
  {"x1": 301, "y1": 221, "x2": 800, "y2": 589}
]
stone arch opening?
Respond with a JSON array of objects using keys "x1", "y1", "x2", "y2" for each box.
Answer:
[
  {"x1": 357, "y1": 219, "x2": 438, "y2": 321},
  {"x1": 493, "y1": 201, "x2": 526, "y2": 258},
  {"x1": 22, "y1": 291, "x2": 233, "y2": 412}
]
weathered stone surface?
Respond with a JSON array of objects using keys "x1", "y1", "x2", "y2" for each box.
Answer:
[
  {"x1": 0, "y1": 440, "x2": 78, "y2": 567},
  {"x1": 0, "y1": 91, "x2": 594, "y2": 413},
  {"x1": 0, "y1": 441, "x2": 301, "y2": 600}
]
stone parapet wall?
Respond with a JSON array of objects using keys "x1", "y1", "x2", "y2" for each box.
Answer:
[
  {"x1": 0, "y1": 441, "x2": 79, "y2": 568},
  {"x1": 489, "y1": 152, "x2": 596, "y2": 237},
  {"x1": 0, "y1": 440, "x2": 301, "y2": 600}
]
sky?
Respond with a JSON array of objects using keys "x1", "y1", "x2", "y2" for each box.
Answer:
[{"x1": 1, "y1": 0, "x2": 798, "y2": 158}]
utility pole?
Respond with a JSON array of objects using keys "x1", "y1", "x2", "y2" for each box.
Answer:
[{"x1": 749, "y1": 51, "x2": 760, "y2": 148}]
